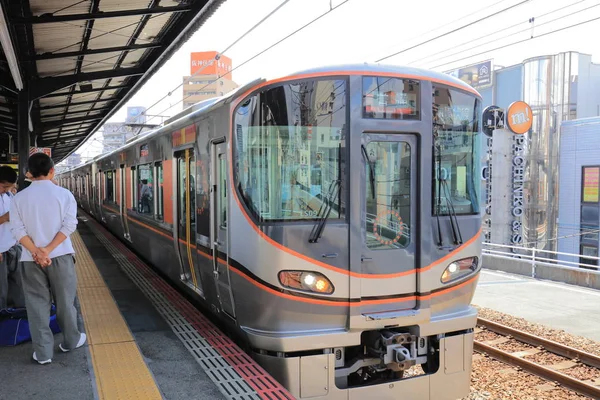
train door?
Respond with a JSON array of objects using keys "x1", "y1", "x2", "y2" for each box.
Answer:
[
  {"x1": 360, "y1": 133, "x2": 417, "y2": 310},
  {"x1": 211, "y1": 140, "x2": 235, "y2": 317},
  {"x1": 174, "y1": 149, "x2": 203, "y2": 294},
  {"x1": 119, "y1": 166, "x2": 131, "y2": 241}
]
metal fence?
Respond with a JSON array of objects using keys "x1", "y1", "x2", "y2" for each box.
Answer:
[{"x1": 483, "y1": 243, "x2": 600, "y2": 278}]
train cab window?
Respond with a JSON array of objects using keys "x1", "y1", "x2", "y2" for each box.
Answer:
[
  {"x1": 364, "y1": 142, "x2": 411, "y2": 249},
  {"x1": 137, "y1": 163, "x2": 153, "y2": 215},
  {"x1": 155, "y1": 162, "x2": 164, "y2": 220},
  {"x1": 362, "y1": 77, "x2": 420, "y2": 120},
  {"x1": 432, "y1": 85, "x2": 481, "y2": 215},
  {"x1": 234, "y1": 79, "x2": 347, "y2": 222},
  {"x1": 104, "y1": 171, "x2": 115, "y2": 202}
]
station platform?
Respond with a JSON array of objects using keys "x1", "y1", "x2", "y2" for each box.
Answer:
[
  {"x1": 473, "y1": 268, "x2": 600, "y2": 341},
  {"x1": 0, "y1": 214, "x2": 292, "y2": 400}
]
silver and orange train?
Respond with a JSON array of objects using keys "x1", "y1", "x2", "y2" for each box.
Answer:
[{"x1": 59, "y1": 64, "x2": 483, "y2": 399}]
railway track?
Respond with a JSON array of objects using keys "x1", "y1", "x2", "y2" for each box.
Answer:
[{"x1": 474, "y1": 318, "x2": 600, "y2": 399}]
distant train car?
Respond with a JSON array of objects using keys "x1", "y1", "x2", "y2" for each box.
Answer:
[{"x1": 58, "y1": 64, "x2": 482, "y2": 399}]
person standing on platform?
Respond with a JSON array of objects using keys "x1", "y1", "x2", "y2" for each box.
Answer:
[
  {"x1": 10, "y1": 153, "x2": 86, "y2": 365},
  {"x1": 0, "y1": 166, "x2": 24, "y2": 309}
]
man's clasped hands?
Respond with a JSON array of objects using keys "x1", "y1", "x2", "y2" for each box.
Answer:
[{"x1": 32, "y1": 247, "x2": 52, "y2": 267}]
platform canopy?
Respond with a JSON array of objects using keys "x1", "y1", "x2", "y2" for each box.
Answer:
[{"x1": 0, "y1": 0, "x2": 225, "y2": 163}]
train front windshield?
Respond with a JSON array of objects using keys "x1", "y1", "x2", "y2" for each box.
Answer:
[{"x1": 432, "y1": 86, "x2": 481, "y2": 216}]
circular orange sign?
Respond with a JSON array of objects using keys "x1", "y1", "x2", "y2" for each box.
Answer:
[{"x1": 506, "y1": 101, "x2": 532, "y2": 134}]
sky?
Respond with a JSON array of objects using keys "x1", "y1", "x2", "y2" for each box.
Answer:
[{"x1": 72, "y1": 0, "x2": 600, "y2": 161}]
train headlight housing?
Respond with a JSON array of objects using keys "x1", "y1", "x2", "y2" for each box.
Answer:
[
  {"x1": 278, "y1": 271, "x2": 334, "y2": 294},
  {"x1": 441, "y1": 257, "x2": 478, "y2": 283}
]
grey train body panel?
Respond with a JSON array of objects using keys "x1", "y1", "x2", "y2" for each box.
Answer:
[{"x1": 58, "y1": 64, "x2": 483, "y2": 399}]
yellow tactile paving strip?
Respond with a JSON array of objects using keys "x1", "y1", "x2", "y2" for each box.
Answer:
[{"x1": 72, "y1": 232, "x2": 163, "y2": 400}]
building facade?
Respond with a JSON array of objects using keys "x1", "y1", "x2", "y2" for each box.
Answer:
[
  {"x1": 102, "y1": 106, "x2": 151, "y2": 153},
  {"x1": 462, "y1": 52, "x2": 600, "y2": 252},
  {"x1": 182, "y1": 51, "x2": 238, "y2": 109},
  {"x1": 557, "y1": 117, "x2": 600, "y2": 265}
]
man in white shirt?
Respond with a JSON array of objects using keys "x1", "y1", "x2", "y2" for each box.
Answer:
[
  {"x1": 0, "y1": 166, "x2": 24, "y2": 309},
  {"x1": 10, "y1": 153, "x2": 86, "y2": 365}
]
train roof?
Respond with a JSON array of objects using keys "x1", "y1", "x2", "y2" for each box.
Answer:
[
  {"x1": 60, "y1": 63, "x2": 478, "y2": 174},
  {"x1": 287, "y1": 63, "x2": 481, "y2": 97}
]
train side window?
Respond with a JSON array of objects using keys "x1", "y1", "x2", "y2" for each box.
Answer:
[
  {"x1": 155, "y1": 162, "x2": 164, "y2": 220},
  {"x1": 130, "y1": 167, "x2": 137, "y2": 210},
  {"x1": 105, "y1": 171, "x2": 115, "y2": 202},
  {"x1": 137, "y1": 163, "x2": 153, "y2": 215},
  {"x1": 365, "y1": 141, "x2": 411, "y2": 250}
]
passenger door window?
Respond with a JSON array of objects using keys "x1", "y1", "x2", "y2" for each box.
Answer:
[{"x1": 364, "y1": 141, "x2": 411, "y2": 250}]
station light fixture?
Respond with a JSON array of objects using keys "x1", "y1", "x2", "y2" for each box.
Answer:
[
  {"x1": 441, "y1": 257, "x2": 478, "y2": 284},
  {"x1": 0, "y1": 4, "x2": 23, "y2": 91},
  {"x1": 278, "y1": 271, "x2": 334, "y2": 294}
]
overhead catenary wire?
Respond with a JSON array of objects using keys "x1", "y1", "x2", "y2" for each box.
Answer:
[
  {"x1": 140, "y1": 0, "x2": 293, "y2": 119},
  {"x1": 361, "y1": 0, "x2": 514, "y2": 62},
  {"x1": 407, "y1": 0, "x2": 589, "y2": 66},
  {"x1": 423, "y1": 0, "x2": 600, "y2": 69},
  {"x1": 428, "y1": 13, "x2": 600, "y2": 70},
  {"x1": 374, "y1": 0, "x2": 532, "y2": 63},
  {"x1": 144, "y1": 0, "x2": 352, "y2": 126}
]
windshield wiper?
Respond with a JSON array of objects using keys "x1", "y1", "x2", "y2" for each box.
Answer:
[
  {"x1": 309, "y1": 144, "x2": 342, "y2": 244},
  {"x1": 434, "y1": 145, "x2": 444, "y2": 248},
  {"x1": 361, "y1": 144, "x2": 376, "y2": 199},
  {"x1": 309, "y1": 179, "x2": 340, "y2": 243},
  {"x1": 441, "y1": 179, "x2": 463, "y2": 245}
]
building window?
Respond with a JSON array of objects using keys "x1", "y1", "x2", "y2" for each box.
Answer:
[
  {"x1": 137, "y1": 163, "x2": 153, "y2": 215},
  {"x1": 234, "y1": 78, "x2": 347, "y2": 222},
  {"x1": 580, "y1": 245, "x2": 598, "y2": 268}
]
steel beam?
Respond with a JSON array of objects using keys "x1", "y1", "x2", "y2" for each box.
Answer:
[
  {"x1": 38, "y1": 98, "x2": 114, "y2": 110},
  {"x1": 17, "y1": 91, "x2": 29, "y2": 190},
  {"x1": 31, "y1": 43, "x2": 163, "y2": 61},
  {"x1": 31, "y1": 68, "x2": 144, "y2": 99},
  {"x1": 42, "y1": 106, "x2": 111, "y2": 119},
  {"x1": 41, "y1": 115, "x2": 103, "y2": 131},
  {"x1": 13, "y1": 5, "x2": 192, "y2": 24},
  {"x1": 42, "y1": 84, "x2": 131, "y2": 98}
]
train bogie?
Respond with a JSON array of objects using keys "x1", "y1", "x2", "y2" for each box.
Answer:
[{"x1": 59, "y1": 64, "x2": 482, "y2": 399}]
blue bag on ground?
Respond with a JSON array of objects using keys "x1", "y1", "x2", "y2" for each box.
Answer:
[{"x1": 0, "y1": 305, "x2": 61, "y2": 346}]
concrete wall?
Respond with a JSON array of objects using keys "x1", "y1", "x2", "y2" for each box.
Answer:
[{"x1": 483, "y1": 255, "x2": 600, "y2": 289}]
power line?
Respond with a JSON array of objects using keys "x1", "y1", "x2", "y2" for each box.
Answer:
[
  {"x1": 423, "y1": 0, "x2": 600, "y2": 70},
  {"x1": 141, "y1": 0, "x2": 293, "y2": 119},
  {"x1": 407, "y1": 0, "x2": 588, "y2": 66},
  {"x1": 362, "y1": 0, "x2": 514, "y2": 62},
  {"x1": 145, "y1": 0, "x2": 352, "y2": 125},
  {"x1": 375, "y1": 0, "x2": 531, "y2": 63},
  {"x1": 429, "y1": 12, "x2": 600, "y2": 70}
]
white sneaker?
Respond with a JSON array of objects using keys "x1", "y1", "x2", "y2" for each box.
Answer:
[
  {"x1": 59, "y1": 332, "x2": 87, "y2": 353},
  {"x1": 32, "y1": 352, "x2": 51, "y2": 365}
]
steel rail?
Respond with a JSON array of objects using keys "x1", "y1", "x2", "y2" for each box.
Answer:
[
  {"x1": 473, "y1": 340, "x2": 600, "y2": 399},
  {"x1": 478, "y1": 318, "x2": 600, "y2": 369}
]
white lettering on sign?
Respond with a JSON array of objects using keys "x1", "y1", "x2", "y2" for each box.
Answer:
[{"x1": 510, "y1": 135, "x2": 525, "y2": 250}]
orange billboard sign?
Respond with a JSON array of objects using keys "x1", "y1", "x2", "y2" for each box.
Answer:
[
  {"x1": 190, "y1": 51, "x2": 232, "y2": 78},
  {"x1": 506, "y1": 101, "x2": 532, "y2": 134}
]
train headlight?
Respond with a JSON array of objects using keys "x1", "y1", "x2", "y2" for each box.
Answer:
[
  {"x1": 441, "y1": 257, "x2": 478, "y2": 283},
  {"x1": 278, "y1": 271, "x2": 334, "y2": 294}
]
